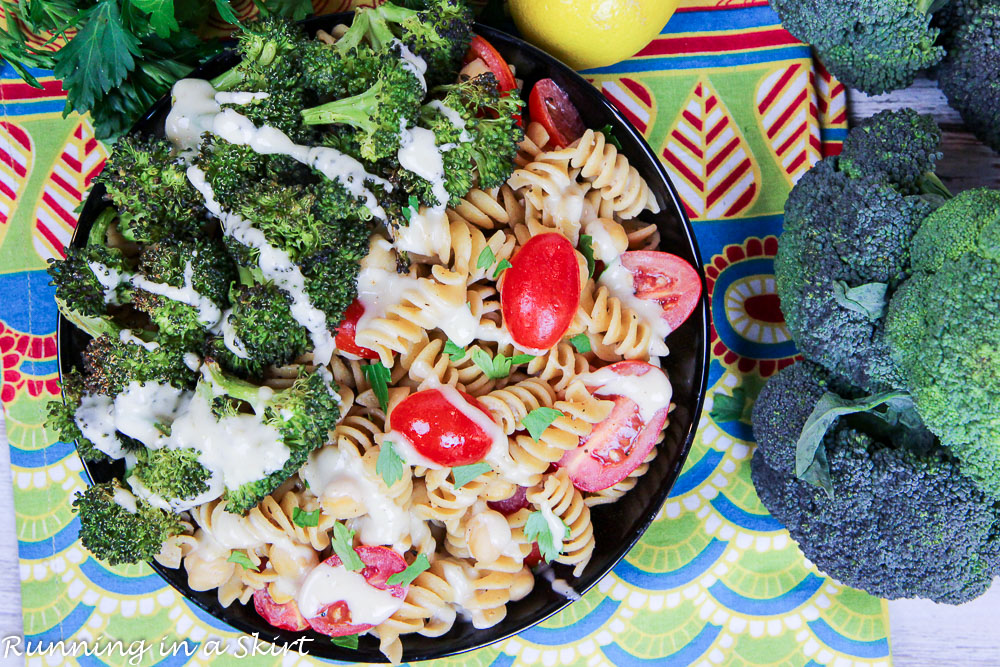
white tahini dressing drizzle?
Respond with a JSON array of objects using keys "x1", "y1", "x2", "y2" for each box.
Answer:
[
  {"x1": 296, "y1": 562, "x2": 404, "y2": 623},
  {"x1": 112, "y1": 486, "x2": 139, "y2": 514},
  {"x1": 539, "y1": 565, "x2": 581, "y2": 601},
  {"x1": 424, "y1": 100, "x2": 473, "y2": 143},
  {"x1": 581, "y1": 364, "x2": 672, "y2": 423},
  {"x1": 538, "y1": 501, "x2": 566, "y2": 556},
  {"x1": 395, "y1": 41, "x2": 428, "y2": 92},
  {"x1": 75, "y1": 393, "x2": 123, "y2": 459},
  {"x1": 112, "y1": 381, "x2": 184, "y2": 447},
  {"x1": 118, "y1": 329, "x2": 160, "y2": 351},
  {"x1": 217, "y1": 309, "x2": 250, "y2": 359},
  {"x1": 130, "y1": 261, "x2": 223, "y2": 327},
  {"x1": 300, "y1": 445, "x2": 410, "y2": 548},
  {"x1": 584, "y1": 219, "x2": 625, "y2": 264},
  {"x1": 597, "y1": 260, "x2": 671, "y2": 357},
  {"x1": 186, "y1": 166, "x2": 337, "y2": 366},
  {"x1": 88, "y1": 262, "x2": 128, "y2": 304}
]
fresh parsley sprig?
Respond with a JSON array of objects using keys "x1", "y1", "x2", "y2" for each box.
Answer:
[
  {"x1": 227, "y1": 551, "x2": 258, "y2": 572},
  {"x1": 522, "y1": 407, "x2": 564, "y2": 441},
  {"x1": 452, "y1": 462, "x2": 492, "y2": 489},
  {"x1": 363, "y1": 361, "x2": 391, "y2": 412},
  {"x1": 331, "y1": 523, "x2": 364, "y2": 571},
  {"x1": 579, "y1": 235, "x2": 596, "y2": 278},
  {"x1": 331, "y1": 634, "x2": 359, "y2": 649},
  {"x1": 444, "y1": 339, "x2": 466, "y2": 360},
  {"x1": 378, "y1": 440, "x2": 405, "y2": 487},
  {"x1": 569, "y1": 333, "x2": 591, "y2": 354},
  {"x1": 292, "y1": 506, "x2": 320, "y2": 528},
  {"x1": 472, "y1": 349, "x2": 535, "y2": 379},
  {"x1": 524, "y1": 511, "x2": 571, "y2": 563}
]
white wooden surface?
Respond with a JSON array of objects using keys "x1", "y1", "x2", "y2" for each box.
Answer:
[{"x1": 0, "y1": 77, "x2": 999, "y2": 667}]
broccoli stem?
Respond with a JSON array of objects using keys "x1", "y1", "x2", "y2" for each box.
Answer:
[
  {"x1": 300, "y1": 88, "x2": 380, "y2": 131},
  {"x1": 333, "y1": 10, "x2": 373, "y2": 52},
  {"x1": 87, "y1": 208, "x2": 117, "y2": 247},
  {"x1": 920, "y1": 171, "x2": 953, "y2": 199},
  {"x1": 375, "y1": 3, "x2": 419, "y2": 23},
  {"x1": 202, "y1": 360, "x2": 273, "y2": 412},
  {"x1": 364, "y1": 13, "x2": 398, "y2": 50}
]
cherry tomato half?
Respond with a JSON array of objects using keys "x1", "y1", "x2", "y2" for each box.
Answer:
[
  {"x1": 464, "y1": 35, "x2": 516, "y2": 92},
  {"x1": 558, "y1": 361, "x2": 670, "y2": 492},
  {"x1": 389, "y1": 387, "x2": 496, "y2": 466},
  {"x1": 620, "y1": 251, "x2": 702, "y2": 332},
  {"x1": 253, "y1": 587, "x2": 309, "y2": 631},
  {"x1": 501, "y1": 233, "x2": 581, "y2": 350},
  {"x1": 305, "y1": 546, "x2": 409, "y2": 637},
  {"x1": 335, "y1": 299, "x2": 380, "y2": 360},
  {"x1": 524, "y1": 542, "x2": 543, "y2": 568},
  {"x1": 528, "y1": 78, "x2": 586, "y2": 148},
  {"x1": 487, "y1": 486, "x2": 529, "y2": 516}
]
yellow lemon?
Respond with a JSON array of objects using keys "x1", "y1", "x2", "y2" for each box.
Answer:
[{"x1": 510, "y1": 0, "x2": 681, "y2": 71}]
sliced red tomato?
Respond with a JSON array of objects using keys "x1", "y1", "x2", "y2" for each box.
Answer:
[
  {"x1": 253, "y1": 587, "x2": 309, "y2": 631},
  {"x1": 335, "y1": 299, "x2": 379, "y2": 360},
  {"x1": 305, "y1": 546, "x2": 409, "y2": 637},
  {"x1": 464, "y1": 35, "x2": 516, "y2": 92},
  {"x1": 528, "y1": 78, "x2": 586, "y2": 148},
  {"x1": 620, "y1": 251, "x2": 702, "y2": 332},
  {"x1": 524, "y1": 542, "x2": 543, "y2": 568},
  {"x1": 389, "y1": 387, "x2": 496, "y2": 466},
  {"x1": 487, "y1": 486, "x2": 529, "y2": 515},
  {"x1": 501, "y1": 233, "x2": 581, "y2": 350},
  {"x1": 558, "y1": 361, "x2": 670, "y2": 492}
]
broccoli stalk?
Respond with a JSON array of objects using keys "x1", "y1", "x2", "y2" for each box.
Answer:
[
  {"x1": 73, "y1": 481, "x2": 185, "y2": 566},
  {"x1": 751, "y1": 361, "x2": 1000, "y2": 604}
]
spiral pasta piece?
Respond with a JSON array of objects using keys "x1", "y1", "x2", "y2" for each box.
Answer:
[
  {"x1": 540, "y1": 129, "x2": 659, "y2": 219},
  {"x1": 527, "y1": 468, "x2": 596, "y2": 576},
  {"x1": 479, "y1": 378, "x2": 557, "y2": 434},
  {"x1": 507, "y1": 160, "x2": 589, "y2": 240},
  {"x1": 516, "y1": 121, "x2": 553, "y2": 166},
  {"x1": 373, "y1": 559, "x2": 460, "y2": 663},
  {"x1": 584, "y1": 443, "x2": 660, "y2": 507},
  {"x1": 444, "y1": 218, "x2": 516, "y2": 283},
  {"x1": 525, "y1": 342, "x2": 590, "y2": 395},
  {"x1": 446, "y1": 187, "x2": 510, "y2": 230},
  {"x1": 577, "y1": 279, "x2": 656, "y2": 360},
  {"x1": 623, "y1": 219, "x2": 661, "y2": 251}
]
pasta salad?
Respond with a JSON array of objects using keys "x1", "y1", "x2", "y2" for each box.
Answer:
[{"x1": 47, "y1": 2, "x2": 702, "y2": 662}]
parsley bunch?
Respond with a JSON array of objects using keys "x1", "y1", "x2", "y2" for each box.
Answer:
[{"x1": 0, "y1": 0, "x2": 311, "y2": 140}]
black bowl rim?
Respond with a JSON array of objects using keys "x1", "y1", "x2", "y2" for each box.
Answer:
[{"x1": 60, "y1": 13, "x2": 710, "y2": 663}]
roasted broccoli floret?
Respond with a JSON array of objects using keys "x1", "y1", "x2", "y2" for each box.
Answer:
[
  {"x1": 202, "y1": 361, "x2": 341, "y2": 514},
  {"x1": 131, "y1": 446, "x2": 212, "y2": 505},
  {"x1": 886, "y1": 188, "x2": 1000, "y2": 498},
  {"x1": 837, "y1": 108, "x2": 948, "y2": 195},
  {"x1": 211, "y1": 16, "x2": 308, "y2": 92},
  {"x1": 96, "y1": 135, "x2": 208, "y2": 243},
  {"x1": 299, "y1": 244, "x2": 367, "y2": 330},
  {"x1": 775, "y1": 158, "x2": 937, "y2": 391},
  {"x1": 301, "y1": 45, "x2": 426, "y2": 161},
  {"x1": 48, "y1": 208, "x2": 132, "y2": 327},
  {"x1": 937, "y1": 3, "x2": 1000, "y2": 153},
  {"x1": 130, "y1": 236, "x2": 235, "y2": 343},
  {"x1": 299, "y1": 38, "x2": 384, "y2": 99},
  {"x1": 73, "y1": 481, "x2": 184, "y2": 565},
  {"x1": 751, "y1": 361, "x2": 1000, "y2": 604},
  {"x1": 221, "y1": 282, "x2": 311, "y2": 370},
  {"x1": 370, "y1": 0, "x2": 473, "y2": 87},
  {"x1": 768, "y1": 0, "x2": 945, "y2": 94},
  {"x1": 82, "y1": 334, "x2": 196, "y2": 396}
]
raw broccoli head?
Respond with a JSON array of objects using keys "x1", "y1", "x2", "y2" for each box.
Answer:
[
  {"x1": 202, "y1": 361, "x2": 341, "y2": 513},
  {"x1": 130, "y1": 236, "x2": 235, "y2": 343},
  {"x1": 96, "y1": 135, "x2": 208, "y2": 243},
  {"x1": 838, "y1": 108, "x2": 945, "y2": 194},
  {"x1": 131, "y1": 446, "x2": 211, "y2": 504},
  {"x1": 48, "y1": 208, "x2": 132, "y2": 322},
  {"x1": 751, "y1": 361, "x2": 1000, "y2": 604},
  {"x1": 371, "y1": 0, "x2": 473, "y2": 87},
  {"x1": 775, "y1": 158, "x2": 936, "y2": 391},
  {"x1": 937, "y1": 3, "x2": 1000, "y2": 153},
  {"x1": 769, "y1": 0, "x2": 945, "y2": 94},
  {"x1": 82, "y1": 335, "x2": 196, "y2": 396},
  {"x1": 300, "y1": 45, "x2": 426, "y2": 161},
  {"x1": 73, "y1": 481, "x2": 184, "y2": 565},
  {"x1": 886, "y1": 189, "x2": 1000, "y2": 498},
  {"x1": 223, "y1": 282, "x2": 311, "y2": 369}
]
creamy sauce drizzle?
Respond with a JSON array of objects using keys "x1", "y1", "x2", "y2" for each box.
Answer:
[
  {"x1": 296, "y1": 562, "x2": 404, "y2": 623},
  {"x1": 130, "y1": 261, "x2": 223, "y2": 327},
  {"x1": 598, "y1": 260, "x2": 670, "y2": 357},
  {"x1": 581, "y1": 364, "x2": 672, "y2": 422}
]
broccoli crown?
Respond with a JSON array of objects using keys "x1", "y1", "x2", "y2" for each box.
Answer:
[
  {"x1": 132, "y1": 446, "x2": 211, "y2": 502},
  {"x1": 96, "y1": 135, "x2": 207, "y2": 243},
  {"x1": 211, "y1": 16, "x2": 308, "y2": 92},
  {"x1": 202, "y1": 362, "x2": 341, "y2": 513},
  {"x1": 752, "y1": 427, "x2": 1000, "y2": 604},
  {"x1": 776, "y1": 158, "x2": 935, "y2": 391},
  {"x1": 937, "y1": 3, "x2": 1000, "y2": 153},
  {"x1": 130, "y1": 237, "x2": 235, "y2": 342},
  {"x1": 73, "y1": 482, "x2": 184, "y2": 566},
  {"x1": 886, "y1": 189, "x2": 1000, "y2": 497},
  {"x1": 48, "y1": 369, "x2": 110, "y2": 463},
  {"x1": 82, "y1": 335, "x2": 196, "y2": 396},
  {"x1": 769, "y1": 0, "x2": 944, "y2": 94},
  {"x1": 838, "y1": 108, "x2": 943, "y2": 193},
  {"x1": 300, "y1": 41, "x2": 384, "y2": 100},
  {"x1": 750, "y1": 361, "x2": 857, "y2": 475},
  {"x1": 299, "y1": 245, "x2": 366, "y2": 330},
  {"x1": 372, "y1": 0, "x2": 473, "y2": 87},
  {"x1": 226, "y1": 283, "x2": 311, "y2": 368},
  {"x1": 300, "y1": 45, "x2": 426, "y2": 161}
]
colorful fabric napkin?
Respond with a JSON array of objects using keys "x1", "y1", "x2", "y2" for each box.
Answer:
[{"x1": 0, "y1": 0, "x2": 892, "y2": 664}]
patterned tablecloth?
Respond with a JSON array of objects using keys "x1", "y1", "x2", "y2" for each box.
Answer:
[{"x1": 0, "y1": 0, "x2": 893, "y2": 664}]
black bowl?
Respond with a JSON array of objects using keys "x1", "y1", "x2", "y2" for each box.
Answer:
[{"x1": 62, "y1": 14, "x2": 709, "y2": 663}]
